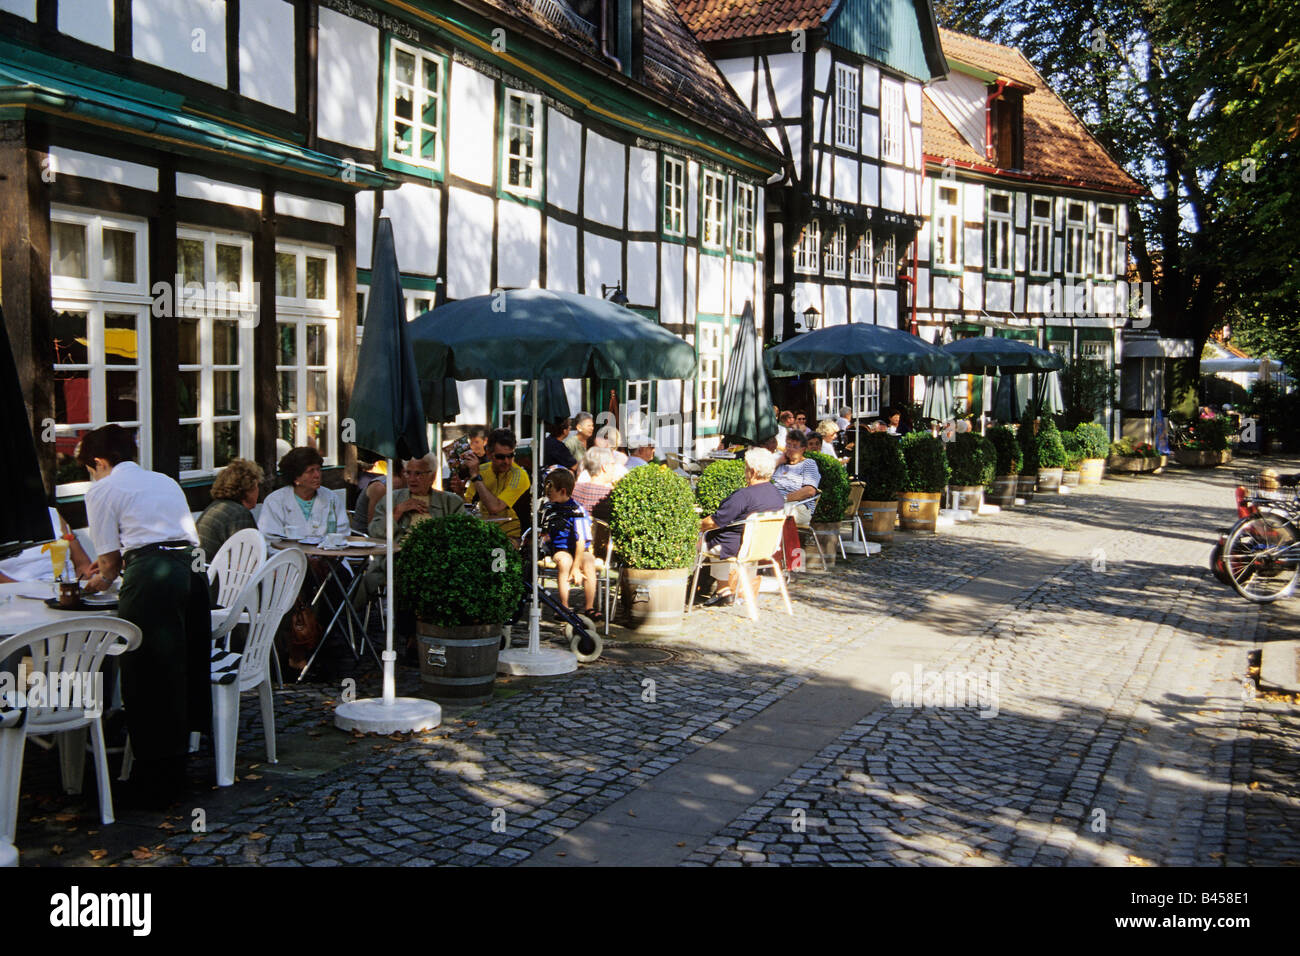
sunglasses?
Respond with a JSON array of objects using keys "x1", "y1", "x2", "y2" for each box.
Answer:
[{"x1": 492, "y1": 452, "x2": 515, "y2": 461}]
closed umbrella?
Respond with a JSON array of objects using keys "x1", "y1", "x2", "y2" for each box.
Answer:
[
  {"x1": 0, "y1": 307, "x2": 52, "y2": 558},
  {"x1": 717, "y1": 302, "x2": 776, "y2": 446},
  {"x1": 1034, "y1": 370, "x2": 1065, "y2": 417},
  {"x1": 921, "y1": 376, "x2": 954, "y2": 423},
  {"x1": 409, "y1": 289, "x2": 696, "y2": 676},
  {"x1": 522, "y1": 378, "x2": 572, "y2": 425},
  {"x1": 335, "y1": 217, "x2": 440, "y2": 735},
  {"x1": 992, "y1": 373, "x2": 1031, "y2": 422}
]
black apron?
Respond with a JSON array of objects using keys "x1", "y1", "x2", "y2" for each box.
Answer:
[{"x1": 116, "y1": 546, "x2": 212, "y2": 761}]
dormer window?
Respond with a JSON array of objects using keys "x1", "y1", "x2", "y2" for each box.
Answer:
[{"x1": 989, "y1": 88, "x2": 1024, "y2": 169}]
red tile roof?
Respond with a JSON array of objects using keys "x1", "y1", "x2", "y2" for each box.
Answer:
[
  {"x1": 925, "y1": 28, "x2": 1141, "y2": 195},
  {"x1": 673, "y1": 0, "x2": 834, "y2": 42}
]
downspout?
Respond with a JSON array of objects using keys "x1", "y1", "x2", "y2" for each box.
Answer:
[
  {"x1": 599, "y1": 2, "x2": 622, "y2": 73},
  {"x1": 985, "y1": 79, "x2": 1008, "y2": 162}
]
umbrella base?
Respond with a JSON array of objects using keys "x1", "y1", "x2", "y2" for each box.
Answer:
[
  {"x1": 497, "y1": 647, "x2": 578, "y2": 676},
  {"x1": 334, "y1": 697, "x2": 442, "y2": 734},
  {"x1": 939, "y1": 508, "x2": 974, "y2": 523},
  {"x1": 0, "y1": 842, "x2": 16, "y2": 867},
  {"x1": 840, "y1": 541, "x2": 883, "y2": 555}
]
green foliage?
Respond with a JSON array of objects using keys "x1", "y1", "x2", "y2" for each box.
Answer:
[
  {"x1": 394, "y1": 513, "x2": 523, "y2": 627},
  {"x1": 1061, "y1": 430, "x2": 1086, "y2": 470},
  {"x1": 986, "y1": 425, "x2": 1022, "y2": 476},
  {"x1": 1183, "y1": 415, "x2": 1232, "y2": 451},
  {"x1": 806, "y1": 451, "x2": 850, "y2": 523},
  {"x1": 1110, "y1": 439, "x2": 1160, "y2": 458},
  {"x1": 946, "y1": 432, "x2": 996, "y2": 487},
  {"x1": 1035, "y1": 418, "x2": 1069, "y2": 469},
  {"x1": 856, "y1": 432, "x2": 907, "y2": 501},
  {"x1": 1016, "y1": 417, "x2": 1039, "y2": 475},
  {"x1": 694, "y1": 459, "x2": 747, "y2": 515},
  {"x1": 609, "y1": 464, "x2": 699, "y2": 569},
  {"x1": 1059, "y1": 356, "x2": 1118, "y2": 430},
  {"x1": 899, "y1": 432, "x2": 951, "y2": 493},
  {"x1": 1072, "y1": 422, "x2": 1111, "y2": 460}
]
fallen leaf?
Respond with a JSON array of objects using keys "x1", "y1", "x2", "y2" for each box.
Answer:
[
  {"x1": 676, "y1": 842, "x2": 686, "y2": 847},
  {"x1": 466, "y1": 721, "x2": 478, "y2": 727},
  {"x1": 29, "y1": 816, "x2": 47, "y2": 824},
  {"x1": 51, "y1": 845, "x2": 65, "y2": 855},
  {"x1": 158, "y1": 821, "x2": 175, "y2": 830},
  {"x1": 1126, "y1": 854, "x2": 1151, "y2": 867},
  {"x1": 627, "y1": 810, "x2": 637, "y2": 817},
  {"x1": 89, "y1": 849, "x2": 108, "y2": 861},
  {"x1": 556, "y1": 852, "x2": 567, "y2": 857},
  {"x1": 54, "y1": 812, "x2": 77, "y2": 822},
  {"x1": 245, "y1": 774, "x2": 262, "y2": 781},
  {"x1": 1249, "y1": 781, "x2": 1261, "y2": 790},
  {"x1": 249, "y1": 832, "x2": 267, "y2": 840},
  {"x1": 131, "y1": 847, "x2": 154, "y2": 861}
]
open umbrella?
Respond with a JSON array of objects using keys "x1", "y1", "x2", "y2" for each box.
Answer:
[
  {"x1": 0, "y1": 308, "x2": 54, "y2": 558},
  {"x1": 940, "y1": 337, "x2": 1064, "y2": 375},
  {"x1": 335, "y1": 218, "x2": 441, "y2": 735},
  {"x1": 765, "y1": 322, "x2": 961, "y2": 378},
  {"x1": 717, "y1": 302, "x2": 776, "y2": 446},
  {"x1": 409, "y1": 289, "x2": 695, "y2": 675}
]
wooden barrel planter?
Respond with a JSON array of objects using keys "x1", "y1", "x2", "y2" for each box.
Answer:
[
  {"x1": 1078, "y1": 458, "x2": 1105, "y2": 485},
  {"x1": 1061, "y1": 470, "x2": 1081, "y2": 487},
  {"x1": 417, "y1": 622, "x2": 501, "y2": 703},
  {"x1": 804, "y1": 524, "x2": 840, "y2": 571},
  {"x1": 1016, "y1": 474, "x2": 1037, "y2": 502},
  {"x1": 988, "y1": 475, "x2": 1018, "y2": 509},
  {"x1": 859, "y1": 499, "x2": 898, "y2": 542},
  {"x1": 947, "y1": 485, "x2": 984, "y2": 512},
  {"x1": 1037, "y1": 467, "x2": 1064, "y2": 493},
  {"x1": 1174, "y1": 448, "x2": 1232, "y2": 468},
  {"x1": 898, "y1": 492, "x2": 942, "y2": 532},
  {"x1": 1106, "y1": 454, "x2": 1167, "y2": 474},
  {"x1": 619, "y1": 567, "x2": 690, "y2": 637}
]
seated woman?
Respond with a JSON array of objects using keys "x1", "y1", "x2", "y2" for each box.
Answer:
[
  {"x1": 258, "y1": 447, "x2": 348, "y2": 538},
  {"x1": 697, "y1": 447, "x2": 786, "y2": 604},
  {"x1": 196, "y1": 458, "x2": 264, "y2": 565},
  {"x1": 578, "y1": 424, "x2": 628, "y2": 481},
  {"x1": 572, "y1": 446, "x2": 618, "y2": 517}
]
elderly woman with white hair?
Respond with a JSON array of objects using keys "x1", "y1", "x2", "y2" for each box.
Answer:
[
  {"x1": 577, "y1": 424, "x2": 628, "y2": 484},
  {"x1": 696, "y1": 447, "x2": 787, "y2": 605}
]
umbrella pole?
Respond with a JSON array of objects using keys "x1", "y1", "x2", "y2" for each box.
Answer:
[
  {"x1": 529, "y1": 378, "x2": 542, "y2": 655},
  {"x1": 383, "y1": 457, "x2": 396, "y2": 705}
]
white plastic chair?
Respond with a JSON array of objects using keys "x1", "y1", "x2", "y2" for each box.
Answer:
[
  {"x1": 209, "y1": 548, "x2": 306, "y2": 787},
  {"x1": 206, "y1": 527, "x2": 266, "y2": 608},
  {"x1": 0, "y1": 618, "x2": 141, "y2": 845},
  {"x1": 688, "y1": 510, "x2": 792, "y2": 622}
]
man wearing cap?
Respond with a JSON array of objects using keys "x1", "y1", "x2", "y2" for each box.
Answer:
[{"x1": 624, "y1": 436, "x2": 657, "y2": 470}]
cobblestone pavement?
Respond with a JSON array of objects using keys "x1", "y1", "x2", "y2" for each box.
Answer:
[{"x1": 13, "y1": 460, "x2": 1300, "y2": 866}]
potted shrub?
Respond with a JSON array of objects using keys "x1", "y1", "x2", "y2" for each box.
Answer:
[
  {"x1": 1060, "y1": 429, "x2": 1085, "y2": 487},
  {"x1": 1035, "y1": 418, "x2": 1069, "y2": 492},
  {"x1": 945, "y1": 431, "x2": 995, "y2": 512},
  {"x1": 986, "y1": 425, "x2": 1022, "y2": 508},
  {"x1": 898, "y1": 432, "x2": 950, "y2": 532},
  {"x1": 610, "y1": 464, "x2": 700, "y2": 636},
  {"x1": 857, "y1": 431, "x2": 906, "y2": 541},
  {"x1": 1016, "y1": 417, "x2": 1040, "y2": 501},
  {"x1": 695, "y1": 458, "x2": 747, "y2": 514},
  {"x1": 395, "y1": 513, "x2": 524, "y2": 702},
  {"x1": 1175, "y1": 416, "x2": 1233, "y2": 467},
  {"x1": 1073, "y1": 422, "x2": 1110, "y2": 484},
  {"x1": 1106, "y1": 439, "x2": 1166, "y2": 474},
  {"x1": 805, "y1": 450, "x2": 850, "y2": 571}
]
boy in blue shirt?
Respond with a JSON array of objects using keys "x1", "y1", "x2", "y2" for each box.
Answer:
[{"x1": 538, "y1": 468, "x2": 600, "y2": 621}]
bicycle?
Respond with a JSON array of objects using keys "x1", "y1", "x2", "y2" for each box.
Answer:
[{"x1": 1219, "y1": 472, "x2": 1300, "y2": 602}]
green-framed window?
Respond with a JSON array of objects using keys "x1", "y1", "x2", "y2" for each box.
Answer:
[
  {"x1": 986, "y1": 189, "x2": 1013, "y2": 277},
  {"x1": 696, "y1": 315, "x2": 726, "y2": 433},
  {"x1": 700, "y1": 168, "x2": 728, "y2": 252},
  {"x1": 383, "y1": 37, "x2": 448, "y2": 178},
  {"x1": 734, "y1": 181, "x2": 756, "y2": 258},
  {"x1": 501, "y1": 88, "x2": 544, "y2": 200}
]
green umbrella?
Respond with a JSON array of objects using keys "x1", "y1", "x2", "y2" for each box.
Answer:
[
  {"x1": 718, "y1": 302, "x2": 777, "y2": 446},
  {"x1": 921, "y1": 376, "x2": 955, "y2": 422},
  {"x1": 1033, "y1": 370, "x2": 1065, "y2": 416},
  {"x1": 764, "y1": 322, "x2": 961, "y2": 377},
  {"x1": 522, "y1": 378, "x2": 572, "y2": 425},
  {"x1": 992, "y1": 373, "x2": 1031, "y2": 422},
  {"x1": 940, "y1": 337, "x2": 1064, "y2": 375}
]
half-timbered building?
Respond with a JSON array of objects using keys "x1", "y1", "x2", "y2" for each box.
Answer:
[
  {"x1": 1, "y1": 0, "x2": 782, "y2": 515},
  {"x1": 916, "y1": 28, "x2": 1145, "y2": 435},
  {"x1": 674, "y1": 0, "x2": 948, "y2": 421}
]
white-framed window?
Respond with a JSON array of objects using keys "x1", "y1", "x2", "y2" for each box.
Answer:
[
  {"x1": 795, "y1": 220, "x2": 821, "y2": 275},
  {"x1": 816, "y1": 377, "x2": 846, "y2": 420},
  {"x1": 662, "y1": 155, "x2": 686, "y2": 237},
  {"x1": 1081, "y1": 341, "x2": 1111, "y2": 362},
  {"x1": 824, "y1": 224, "x2": 847, "y2": 277},
  {"x1": 497, "y1": 380, "x2": 525, "y2": 435},
  {"x1": 502, "y1": 89, "x2": 542, "y2": 197},
  {"x1": 176, "y1": 227, "x2": 256, "y2": 477},
  {"x1": 387, "y1": 39, "x2": 445, "y2": 172},
  {"x1": 1095, "y1": 204, "x2": 1117, "y2": 278},
  {"x1": 405, "y1": 291, "x2": 434, "y2": 321},
  {"x1": 1029, "y1": 196, "x2": 1053, "y2": 276},
  {"x1": 697, "y1": 322, "x2": 723, "y2": 427},
  {"x1": 933, "y1": 184, "x2": 961, "y2": 270},
  {"x1": 50, "y1": 207, "x2": 151, "y2": 494},
  {"x1": 877, "y1": 235, "x2": 897, "y2": 282},
  {"x1": 987, "y1": 190, "x2": 1013, "y2": 275},
  {"x1": 854, "y1": 374, "x2": 880, "y2": 417},
  {"x1": 734, "y1": 183, "x2": 756, "y2": 256},
  {"x1": 1048, "y1": 341, "x2": 1072, "y2": 363},
  {"x1": 701, "y1": 170, "x2": 727, "y2": 250},
  {"x1": 275, "y1": 241, "x2": 338, "y2": 465},
  {"x1": 881, "y1": 80, "x2": 904, "y2": 164},
  {"x1": 625, "y1": 380, "x2": 652, "y2": 438},
  {"x1": 1064, "y1": 200, "x2": 1087, "y2": 278},
  {"x1": 850, "y1": 229, "x2": 873, "y2": 280},
  {"x1": 835, "y1": 63, "x2": 860, "y2": 151},
  {"x1": 822, "y1": 374, "x2": 880, "y2": 418}
]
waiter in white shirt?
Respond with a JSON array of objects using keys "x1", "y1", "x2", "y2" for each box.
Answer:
[{"x1": 79, "y1": 425, "x2": 210, "y2": 806}]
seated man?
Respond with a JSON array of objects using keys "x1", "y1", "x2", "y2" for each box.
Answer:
[
  {"x1": 464, "y1": 428, "x2": 530, "y2": 541},
  {"x1": 543, "y1": 417, "x2": 579, "y2": 474},
  {"x1": 697, "y1": 447, "x2": 786, "y2": 604},
  {"x1": 771, "y1": 432, "x2": 821, "y2": 527},
  {"x1": 0, "y1": 507, "x2": 94, "y2": 583},
  {"x1": 624, "y1": 436, "x2": 656, "y2": 470},
  {"x1": 537, "y1": 469, "x2": 599, "y2": 621}
]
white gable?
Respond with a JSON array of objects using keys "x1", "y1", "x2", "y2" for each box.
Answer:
[{"x1": 925, "y1": 72, "x2": 986, "y2": 154}]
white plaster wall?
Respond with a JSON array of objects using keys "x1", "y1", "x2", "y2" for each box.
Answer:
[
  {"x1": 51, "y1": 148, "x2": 157, "y2": 192},
  {"x1": 1015, "y1": 232, "x2": 1028, "y2": 272},
  {"x1": 316, "y1": 8, "x2": 377, "y2": 150},
  {"x1": 686, "y1": 162, "x2": 698, "y2": 239},
  {"x1": 861, "y1": 113, "x2": 880, "y2": 160},
  {"x1": 793, "y1": 281, "x2": 822, "y2": 320},
  {"x1": 627, "y1": 147, "x2": 657, "y2": 233},
  {"x1": 811, "y1": 97, "x2": 825, "y2": 148},
  {"x1": 240, "y1": 0, "x2": 296, "y2": 113},
  {"x1": 583, "y1": 232, "x2": 621, "y2": 296},
  {"x1": 133, "y1": 0, "x2": 227, "y2": 88},
  {"x1": 275, "y1": 193, "x2": 344, "y2": 226},
  {"x1": 730, "y1": 260, "x2": 755, "y2": 316},
  {"x1": 385, "y1": 184, "x2": 441, "y2": 278},
  {"x1": 546, "y1": 220, "x2": 578, "y2": 293},
  {"x1": 814, "y1": 47, "x2": 832, "y2": 93},
  {"x1": 627, "y1": 241, "x2": 657, "y2": 306},
  {"x1": 546, "y1": 109, "x2": 581, "y2": 213},
  {"x1": 685, "y1": 248, "x2": 697, "y2": 322},
  {"x1": 446, "y1": 188, "x2": 492, "y2": 299},
  {"x1": 656, "y1": 380, "x2": 683, "y2": 452},
  {"x1": 718, "y1": 59, "x2": 756, "y2": 113},
  {"x1": 787, "y1": 127, "x2": 803, "y2": 180},
  {"x1": 851, "y1": 288, "x2": 874, "y2": 324},
  {"x1": 861, "y1": 165, "x2": 879, "y2": 208},
  {"x1": 964, "y1": 182, "x2": 985, "y2": 221},
  {"x1": 0, "y1": 0, "x2": 34, "y2": 20},
  {"x1": 833, "y1": 155, "x2": 859, "y2": 203},
  {"x1": 824, "y1": 284, "x2": 847, "y2": 326},
  {"x1": 1026, "y1": 282, "x2": 1048, "y2": 313},
  {"x1": 862, "y1": 64, "x2": 880, "y2": 109},
  {"x1": 875, "y1": 289, "x2": 898, "y2": 327},
  {"x1": 964, "y1": 227, "x2": 983, "y2": 268},
  {"x1": 881, "y1": 166, "x2": 904, "y2": 211},
  {"x1": 660, "y1": 244, "x2": 685, "y2": 326},
  {"x1": 497, "y1": 201, "x2": 541, "y2": 290},
  {"x1": 356, "y1": 192, "x2": 374, "y2": 271},
  {"x1": 698, "y1": 255, "x2": 726, "y2": 316},
  {"x1": 962, "y1": 272, "x2": 983, "y2": 311},
  {"x1": 448, "y1": 63, "x2": 495, "y2": 186},
  {"x1": 986, "y1": 280, "x2": 1012, "y2": 312},
  {"x1": 583, "y1": 132, "x2": 625, "y2": 229},
  {"x1": 59, "y1": 0, "x2": 113, "y2": 48},
  {"x1": 1014, "y1": 276, "x2": 1026, "y2": 313},
  {"x1": 768, "y1": 52, "x2": 802, "y2": 119},
  {"x1": 915, "y1": 267, "x2": 930, "y2": 307},
  {"x1": 933, "y1": 276, "x2": 960, "y2": 310},
  {"x1": 1094, "y1": 282, "x2": 1116, "y2": 317},
  {"x1": 176, "y1": 173, "x2": 260, "y2": 209}
]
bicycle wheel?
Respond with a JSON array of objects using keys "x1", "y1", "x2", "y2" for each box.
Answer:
[{"x1": 1223, "y1": 511, "x2": 1300, "y2": 602}]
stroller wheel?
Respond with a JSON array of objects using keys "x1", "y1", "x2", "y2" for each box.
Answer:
[{"x1": 568, "y1": 615, "x2": 602, "y2": 662}]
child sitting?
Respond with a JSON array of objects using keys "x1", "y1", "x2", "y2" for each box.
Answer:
[{"x1": 538, "y1": 468, "x2": 601, "y2": 621}]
